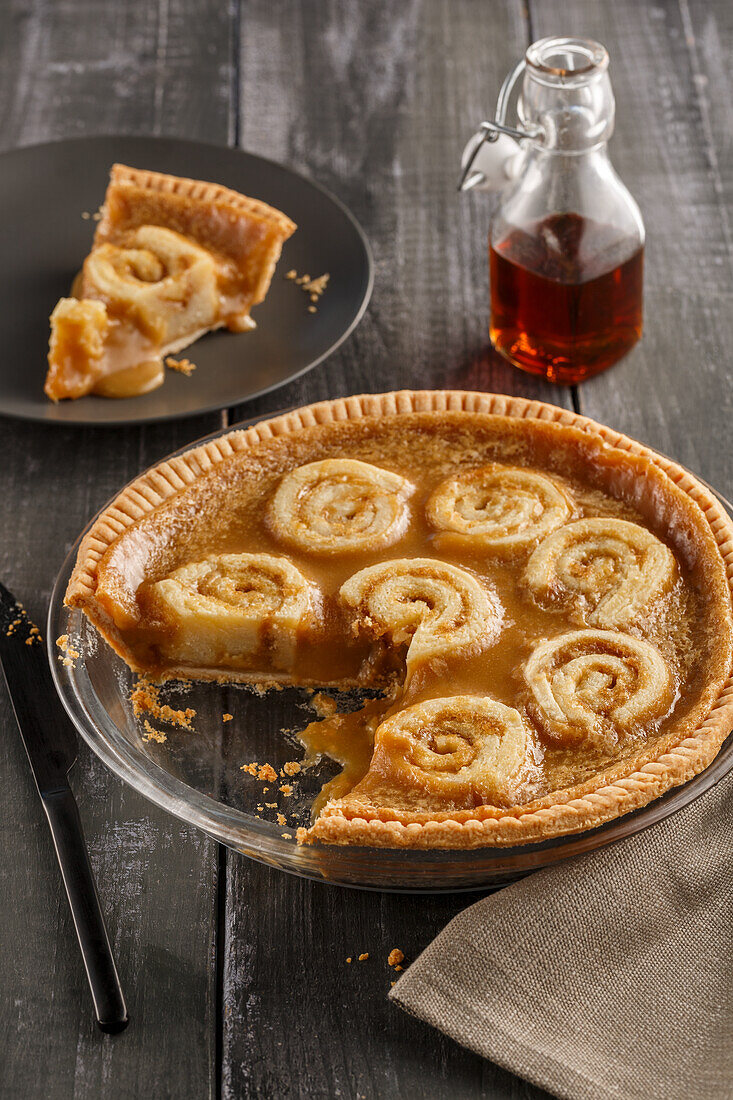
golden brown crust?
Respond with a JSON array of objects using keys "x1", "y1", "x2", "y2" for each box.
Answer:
[
  {"x1": 95, "y1": 164, "x2": 295, "y2": 306},
  {"x1": 65, "y1": 390, "x2": 733, "y2": 848},
  {"x1": 102, "y1": 163, "x2": 296, "y2": 238}
]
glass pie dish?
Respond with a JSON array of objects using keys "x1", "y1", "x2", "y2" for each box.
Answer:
[{"x1": 48, "y1": 419, "x2": 733, "y2": 893}]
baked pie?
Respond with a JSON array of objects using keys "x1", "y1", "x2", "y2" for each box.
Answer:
[
  {"x1": 65, "y1": 391, "x2": 733, "y2": 848},
  {"x1": 45, "y1": 164, "x2": 295, "y2": 400}
]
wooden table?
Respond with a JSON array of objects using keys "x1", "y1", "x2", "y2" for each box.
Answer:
[{"x1": 1, "y1": 1, "x2": 730, "y2": 1096}]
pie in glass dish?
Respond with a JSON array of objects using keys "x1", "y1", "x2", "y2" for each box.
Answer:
[
  {"x1": 64, "y1": 391, "x2": 733, "y2": 848},
  {"x1": 45, "y1": 164, "x2": 295, "y2": 400}
]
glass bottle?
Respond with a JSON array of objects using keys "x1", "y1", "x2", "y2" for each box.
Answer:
[{"x1": 463, "y1": 37, "x2": 644, "y2": 385}]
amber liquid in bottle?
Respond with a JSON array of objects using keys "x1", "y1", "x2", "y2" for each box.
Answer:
[{"x1": 490, "y1": 212, "x2": 643, "y2": 384}]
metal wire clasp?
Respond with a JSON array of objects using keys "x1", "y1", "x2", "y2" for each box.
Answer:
[{"x1": 458, "y1": 59, "x2": 540, "y2": 192}]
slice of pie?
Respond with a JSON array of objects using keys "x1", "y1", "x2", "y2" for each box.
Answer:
[
  {"x1": 64, "y1": 391, "x2": 733, "y2": 848},
  {"x1": 45, "y1": 164, "x2": 296, "y2": 400}
]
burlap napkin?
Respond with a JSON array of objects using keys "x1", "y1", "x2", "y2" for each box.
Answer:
[{"x1": 390, "y1": 772, "x2": 733, "y2": 1100}]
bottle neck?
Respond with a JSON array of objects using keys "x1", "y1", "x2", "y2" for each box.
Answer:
[
  {"x1": 521, "y1": 137, "x2": 611, "y2": 160},
  {"x1": 520, "y1": 37, "x2": 615, "y2": 154}
]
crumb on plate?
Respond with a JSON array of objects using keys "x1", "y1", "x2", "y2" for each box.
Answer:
[
  {"x1": 240, "y1": 762, "x2": 278, "y2": 782},
  {"x1": 165, "y1": 356, "x2": 196, "y2": 376},
  {"x1": 142, "y1": 719, "x2": 167, "y2": 744},
  {"x1": 131, "y1": 678, "x2": 196, "y2": 731}
]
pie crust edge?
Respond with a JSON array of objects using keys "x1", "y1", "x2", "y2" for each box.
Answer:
[
  {"x1": 64, "y1": 389, "x2": 733, "y2": 848},
  {"x1": 98, "y1": 163, "x2": 297, "y2": 247}
]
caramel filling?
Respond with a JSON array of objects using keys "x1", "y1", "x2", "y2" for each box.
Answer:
[{"x1": 88, "y1": 417, "x2": 724, "y2": 819}]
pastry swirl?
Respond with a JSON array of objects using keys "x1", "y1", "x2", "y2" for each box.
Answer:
[
  {"x1": 524, "y1": 629, "x2": 674, "y2": 747},
  {"x1": 524, "y1": 517, "x2": 676, "y2": 628},
  {"x1": 83, "y1": 225, "x2": 220, "y2": 345},
  {"x1": 339, "y1": 558, "x2": 502, "y2": 667},
  {"x1": 148, "y1": 552, "x2": 315, "y2": 669},
  {"x1": 426, "y1": 464, "x2": 573, "y2": 554},
  {"x1": 268, "y1": 459, "x2": 414, "y2": 555},
  {"x1": 369, "y1": 696, "x2": 529, "y2": 806}
]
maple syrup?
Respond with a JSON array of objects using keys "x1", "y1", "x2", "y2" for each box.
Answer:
[
  {"x1": 461, "y1": 37, "x2": 645, "y2": 385},
  {"x1": 490, "y1": 213, "x2": 644, "y2": 384}
]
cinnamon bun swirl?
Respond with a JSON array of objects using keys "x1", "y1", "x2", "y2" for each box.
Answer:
[
  {"x1": 426, "y1": 465, "x2": 573, "y2": 555},
  {"x1": 368, "y1": 696, "x2": 529, "y2": 806},
  {"x1": 524, "y1": 629, "x2": 674, "y2": 747},
  {"x1": 339, "y1": 557, "x2": 502, "y2": 667},
  {"x1": 84, "y1": 226, "x2": 220, "y2": 345},
  {"x1": 268, "y1": 459, "x2": 414, "y2": 555},
  {"x1": 147, "y1": 552, "x2": 316, "y2": 669},
  {"x1": 524, "y1": 518, "x2": 676, "y2": 628}
]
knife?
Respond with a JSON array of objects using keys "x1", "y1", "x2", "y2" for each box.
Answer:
[{"x1": 0, "y1": 581, "x2": 128, "y2": 1033}]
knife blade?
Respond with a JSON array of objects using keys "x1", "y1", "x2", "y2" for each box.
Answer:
[
  {"x1": 0, "y1": 582, "x2": 78, "y2": 790},
  {"x1": 0, "y1": 581, "x2": 128, "y2": 1032}
]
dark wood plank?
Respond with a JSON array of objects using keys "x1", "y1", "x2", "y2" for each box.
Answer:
[
  {"x1": 222, "y1": 865, "x2": 552, "y2": 1100},
  {"x1": 685, "y1": 0, "x2": 733, "y2": 210},
  {"x1": 0, "y1": 2, "x2": 233, "y2": 1096},
  {"x1": 529, "y1": 0, "x2": 733, "y2": 498},
  {"x1": 222, "y1": 2, "x2": 560, "y2": 1097},
  {"x1": 229, "y1": 0, "x2": 573, "y2": 427},
  {"x1": 0, "y1": 0, "x2": 235, "y2": 147}
]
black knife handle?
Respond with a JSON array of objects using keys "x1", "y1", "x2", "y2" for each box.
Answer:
[{"x1": 42, "y1": 787, "x2": 129, "y2": 1033}]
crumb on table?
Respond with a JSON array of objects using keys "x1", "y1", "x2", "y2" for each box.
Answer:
[
  {"x1": 358, "y1": 953, "x2": 369, "y2": 962},
  {"x1": 56, "y1": 634, "x2": 79, "y2": 659},
  {"x1": 222, "y1": 712, "x2": 233, "y2": 722},
  {"x1": 388, "y1": 948, "x2": 405, "y2": 968},
  {"x1": 310, "y1": 692, "x2": 338, "y2": 718}
]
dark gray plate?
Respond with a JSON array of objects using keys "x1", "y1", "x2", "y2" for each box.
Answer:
[{"x1": 1, "y1": 135, "x2": 373, "y2": 425}]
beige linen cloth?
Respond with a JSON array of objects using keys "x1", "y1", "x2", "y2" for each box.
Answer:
[{"x1": 390, "y1": 771, "x2": 733, "y2": 1100}]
